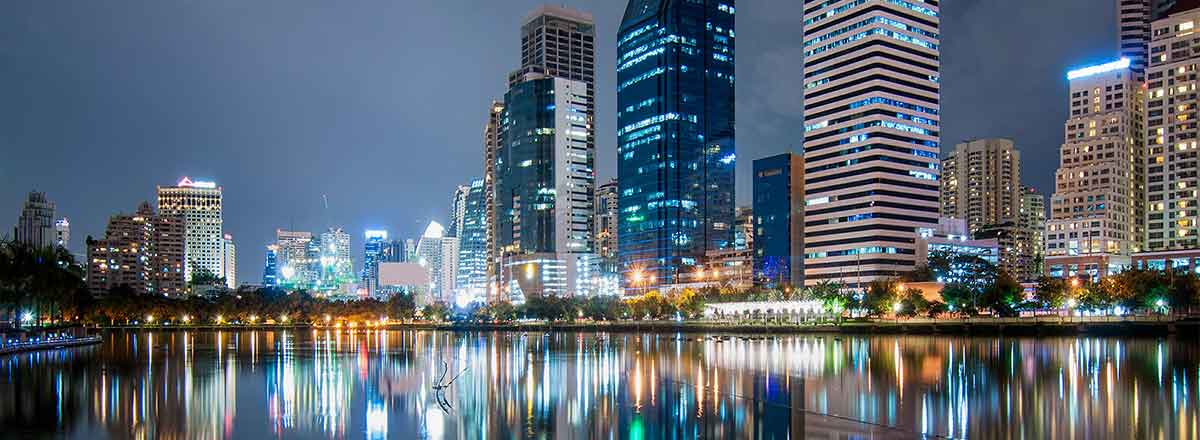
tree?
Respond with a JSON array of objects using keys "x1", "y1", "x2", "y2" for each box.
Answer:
[
  {"x1": 863, "y1": 279, "x2": 900, "y2": 316},
  {"x1": 673, "y1": 289, "x2": 705, "y2": 319},
  {"x1": 422, "y1": 302, "x2": 451, "y2": 322},
  {"x1": 387, "y1": 293, "x2": 417, "y2": 321},
  {"x1": 981, "y1": 271, "x2": 1022, "y2": 317},
  {"x1": 940, "y1": 283, "x2": 975, "y2": 315},
  {"x1": 898, "y1": 288, "x2": 930, "y2": 318},
  {"x1": 582, "y1": 296, "x2": 625, "y2": 321},
  {"x1": 1034, "y1": 277, "x2": 1069, "y2": 309}
]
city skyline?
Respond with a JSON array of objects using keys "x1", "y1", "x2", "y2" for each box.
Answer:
[{"x1": 3, "y1": 1, "x2": 1116, "y2": 269}]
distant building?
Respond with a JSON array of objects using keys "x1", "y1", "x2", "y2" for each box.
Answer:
[
  {"x1": 222, "y1": 234, "x2": 236, "y2": 289},
  {"x1": 362, "y1": 229, "x2": 388, "y2": 295},
  {"x1": 916, "y1": 219, "x2": 1001, "y2": 284},
  {"x1": 86, "y1": 202, "x2": 185, "y2": 296},
  {"x1": 54, "y1": 218, "x2": 70, "y2": 250},
  {"x1": 318, "y1": 227, "x2": 353, "y2": 292},
  {"x1": 594, "y1": 179, "x2": 619, "y2": 270},
  {"x1": 15, "y1": 191, "x2": 56, "y2": 249},
  {"x1": 734, "y1": 207, "x2": 753, "y2": 251},
  {"x1": 416, "y1": 221, "x2": 459, "y2": 305},
  {"x1": 263, "y1": 245, "x2": 279, "y2": 287},
  {"x1": 276, "y1": 229, "x2": 318, "y2": 290},
  {"x1": 456, "y1": 179, "x2": 489, "y2": 303},
  {"x1": 941, "y1": 139, "x2": 1023, "y2": 233},
  {"x1": 617, "y1": 0, "x2": 736, "y2": 291},
  {"x1": 1019, "y1": 186, "x2": 1046, "y2": 277},
  {"x1": 448, "y1": 184, "x2": 469, "y2": 238},
  {"x1": 752, "y1": 153, "x2": 804, "y2": 287},
  {"x1": 157, "y1": 177, "x2": 224, "y2": 284},
  {"x1": 1047, "y1": 58, "x2": 1144, "y2": 280},
  {"x1": 483, "y1": 100, "x2": 505, "y2": 286}
]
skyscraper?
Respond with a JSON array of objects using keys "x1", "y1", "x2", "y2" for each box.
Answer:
[
  {"x1": 1118, "y1": 0, "x2": 1178, "y2": 76},
  {"x1": 263, "y1": 245, "x2": 279, "y2": 287},
  {"x1": 222, "y1": 234, "x2": 236, "y2": 289},
  {"x1": 86, "y1": 202, "x2": 185, "y2": 296},
  {"x1": 448, "y1": 184, "x2": 469, "y2": 238},
  {"x1": 508, "y1": 5, "x2": 596, "y2": 145},
  {"x1": 456, "y1": 179, "x2": 489, "y2": 302},
  {"x1": 1046, "y1": 58, "x2": 1144, "y2": 279},
  {"x1": 495, "y1": 73, "x2": 596, "y2": 298},
  {"x1": 157, "y1": 177, "x2": 224, "y2": 284},
  {"x1": 594, "y1": 179, "x2": 619, "y2": 270},
  {"x1": 801, "y1": 0, "x2": 941, "y2": 288},
  {"x1": 362, "y1": 229, "x2": 388, "y2": 295},
  {"x1": 54, "y1": 218, "x2": 70, "y2": 250},
  {"x1": 940, "y1": 139, "x2": 1023, "y2": 232},
  {"x1": 616, "y1": 0, "x2": 736, "y2": 290},
  {"x1": 483, "y1": 100, "x2": 505, "y2": 285},
  {"x1": 416, "y1": 221, "x2": 459, "y2": 304},
  {"x1": 752, "y1": 154, "x2": 804, "y2": 287},
  {"x1": 15, "y1": 191, "x2": 56, "y2": 249},
  {"x1": 1020, "y1": 186, "x2": 1047, "y2": 276},
  {"x1": 319, "y1": 227, "x2": 353, "y2": 292},
  {"x1": 276, "y1": 229, "x2": 317, "y2": 290},
  {"x1": 1145, "y1": 5, "x2": 1200, "y2": 251}
]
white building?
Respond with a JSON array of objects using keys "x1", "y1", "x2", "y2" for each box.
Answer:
[
  {"x1": 15, "y1": 191, "x2": 56, "y2": 249},
  {"x1": 157, "y1": 177, "x2": 224, "y2": 284},
  {"x1": 416, "y1": 221, "x2": 459, "y2": 305},
  {"x1": 222, "y1": 234, "x2": 236, "y2": 289}
]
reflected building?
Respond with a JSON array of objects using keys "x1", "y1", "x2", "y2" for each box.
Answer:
[{"x1": 617, "y1": 0, "x2": 736, "y2": 291}]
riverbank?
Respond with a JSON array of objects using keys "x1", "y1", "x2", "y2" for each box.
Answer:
[
  {"x1": 99, "y1": 316, "x2": 1200, "y2": 336},
  {"x1": 0, "y1": 335, "x2": 102, "y2": 355}
]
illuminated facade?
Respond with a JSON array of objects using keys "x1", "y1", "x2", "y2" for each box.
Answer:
[
  {"x1": 86, "y1": 202, "x2": 185, "y2": 296},
  {"x1": 263, "y1": 244, "x2": 279, "y2": 287},
  {"x1": 1119, "y1": 0, "x2": 1178, "y2": 77},
  {"x1": 616, "y1": 0, "x2": 736, "y2": 291},
  {"x1": 448, "y1": 184, "x2": 469, "y2": 238},
  {"x1": 483, "y1": 100, "x2": 505, "y2": 285},
  {"x1": 801, "y1": 0, "x2": 941, "y2": 288},
  {"x1": 456, "y1": 179, "x2": 489, "y2": 302},
  {"x1": 318, "y1": 227, "x2": 353, "y2": 293},
  {"x1": 276, "y1": 229, "x2": 317, "y2": 290},
  {"x1": 1046, "y1": 58, "x2": 1144, "y2": 280},
  {"x1": 594, "y1": 179, "x2": 619, "y2": 270},
  {"x1": 940, "y1": 139, "x2": 1022, "y2": 232},
  {"x1": 361, "y1": 230, "x2": 388, "y2": 295},
  {"x1": 157, "y1": 177, "x2": 224, "y2": 285},
  {"x1": 752, "y1": 153, "x2": 804, "y2": 287},
  {"x1": 222, "y1": 234, "x2": 236, "y2": 289},
  {"x1": 416, "y1": 221, "x2": 459, "y2": 304},
  {"x1": 14, "y1": 191, "x2": 56, "y2": 249},
  {"x1": 1145, "y1": 6, "x2": 1200, "y2": 252},
  {"x1": 54, "y1": 218, "x2": 70, "y2": 250}
]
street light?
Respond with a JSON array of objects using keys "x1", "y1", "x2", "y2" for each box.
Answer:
[
  {"x1": 145, "y1": 315, "x2": 155, "y2": 325},
  {"x1": 280, "y1": 314, "x2": 289, "y2": 324}
]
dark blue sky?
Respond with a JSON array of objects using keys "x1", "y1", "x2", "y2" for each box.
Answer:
[{"x1": 1, "y1": 0, "x2": 1114, "y2": 274}]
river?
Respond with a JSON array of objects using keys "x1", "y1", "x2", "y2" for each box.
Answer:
[{"x1": 0, "y1": 329, "x2": 1197, "y2": 439}]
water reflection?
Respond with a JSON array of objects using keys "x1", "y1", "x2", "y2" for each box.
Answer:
[{"x1": 1, "y1": 330, "x2": 1197, "y2": 439}]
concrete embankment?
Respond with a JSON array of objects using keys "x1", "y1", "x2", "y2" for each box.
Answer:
[{"x1": 0, "y1": 335, "x2": 102, "y2": 355}]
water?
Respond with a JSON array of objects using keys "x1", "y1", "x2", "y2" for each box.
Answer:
[{"x1": 1, "y1": 330, "x2": 1197, "y2": 439}]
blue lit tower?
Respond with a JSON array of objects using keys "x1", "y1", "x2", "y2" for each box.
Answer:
[
  {"x1": 752, "y1": 153, "x2": 804, "y2": 287},
  {"x1": 456, "y1": 178, "x2": 489, "y2": 301},
  {"x1": 362, "y1": 230, "x2": 388, "y2": 295},
  {"x1": 616, "y1": 0, "x2": 736, "y2": 291},
  {"x1": 263, "y1": 245, "x2": 279, "y2": 287}
]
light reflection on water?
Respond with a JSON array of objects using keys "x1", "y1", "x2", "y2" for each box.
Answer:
[{"x1": 0, "y1": 330, "x2": 1197, "y2": 439}]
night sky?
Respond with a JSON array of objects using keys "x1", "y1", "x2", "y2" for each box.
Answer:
[{"x1": 1, "y1": 0, "x2": 1115, "y2": 275}]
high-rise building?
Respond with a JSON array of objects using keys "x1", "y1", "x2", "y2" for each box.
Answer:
[
  {"x1": 318, "y1": 227, "x2": 353, "y2": 292},
  {"x1": 54, "y1": 218, "x2": 70, "y2": 250},
  {"x1": 617, "y1": 0, "x2": 736, "y2": 291},
  {"x1": 483, "y1": 100, "x2": 505, "y2": 285},
  {"x1": 801, "y1": 0, "x2": 941, "y2": 288},
  {"x1": 734, "y1": 207, "x2": 754, "y2": 251},
  {"x1": 157, "y1": 177, "x2": 224, "y2": 284},
  {"x1": 508, "y1": 5, "x2": 595, "y2": 141},
  {"x1": 456, "y1": 179, "x2": 489, "y2": 302},
  {"x1": 15, "y1": 191, "x2": 56, "y2": 249},
  {"x1": 448, "y1": 184, "x2": 469, "y2": 238},
  {"x1": 86, "y1": 202, "x2": 185, "y2": 296},
  {"x1": 416, "y1": 221, "x2": 459, "y2": 304},
  {"x1": 940, "y1": 139, "x2": 1023, "y2": 232},
  {"x1": 263, "y1": 245, "x2": 279, "y2": 287},
  {"x1": 362, "y1": 229, "x2": 388, "y2": 295},
  {"x1": 222, "y1": 234, "x2": 236, "y2": 289},
  {"x1": 1119, "y1": 0, "x2": 1178, "y2": 77},
  {"x1": 496, "y1": 73, "x2": 596, "y2": 298},
  {"x1": 594, "y1": 179, "x2": 619, "y2": 269},
  {"x1": 752, "y1": 153, "x2": 804, "y2": 287},
  {"x1": 1046, "y1": 58, "x2": 1144, "y2": 279},
  {"x1": 1019, "y1": 186, "x2": 1047, "y2": 276},
  {"x1": 276, "y1": 229, "x2": 317, "y2": 290},
  {"x1": 1144, "y1": 5, "x2": 1200, "y2": 253}
]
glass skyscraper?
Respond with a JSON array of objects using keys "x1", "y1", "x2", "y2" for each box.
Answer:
[
  {"x1": 456, "y1": 178, "x2": 489, "y2": 301},
  {"x1": 616, "y1": 0, "x2": 736, "y2": 290},
  {"x1": 752, "y1": 153, "x2": 804, "y2": 287}
]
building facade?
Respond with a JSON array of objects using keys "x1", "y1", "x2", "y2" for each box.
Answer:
[
  {"x1": 54, "y1": 218, "x2": 70, "y2": 250},
  {"x1": 484, "y1": 100, "x2": 505, "y2": 286},
  {"x1": 86, "y1": 202, "x2": 185, "y2": 296},
  {"x1": 801, "y1": 0, "x2": 941, "y2": 288},
  {"x1": 1119, "y1": 0, "x2": 1179, "y2": 77},
  {"x1": 222, "y1": 234, "x2": 236, "y2": 289},
  {"x1": 448, "y1": 184, "x2": 469, "y2": 238},
  {"x1": 15, "y1": 191, "x2": 56, "y2": 249},
  {"x1": 1019, "y1": 186, "x2": 1047, "y2": 277},
  {"x1": 263, "y1": 245, "x2": 279, "y2": 287},
  {"x1": 275, "y1": 229, "x2": 317, "y2": 290},
  {"x1": 594, "y1": 179, "x2": 619, "y2": 269},
  {"x1": 456, "y1": 179, "x2": 490, "y2": 302},
  {"x1": 362, "y1": 230, "x2": 388, "y2": 295},
  {"x1": 416, "y1": 221, "x2": 459, "y2": 304},
  {"x1": 940, "y1": 138, "x2": 1022, "y2": 232},
  {"x1": 157, "y1": 177, "x2": 224, "y2": 284},
  {"x1": 752, "y1": 153, "x2": 804, "y2": 287},
  {"x1": 617, "y1": 0, "x2": 736, "y2": 291},
  {"x1": 318, "y1": 227, "x2": 353, "y2": 293},
  {"x1": 1046, "y1": 59, "x2": 1144, "y2": 279},
  {"x1": 1145, "y1": 5, "x2": 1200, "y2": 251},
  {"x1": 508, "y1": 4, "x2": 596, "y2": 148}
]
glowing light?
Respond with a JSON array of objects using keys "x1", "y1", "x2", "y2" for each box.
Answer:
[
  {"x1": 1067, "y1": 58, "x2": 1131, "y2": 80},
  {"x1": 892, "y1": 302, "x2": 902, "y2": 313},
  {"x1": 280, "y1": 314, "x2": 289, "y2": 324},
  {"x1": 215, "y1": 314, "x2": 224, "y2": 324},
  {"x1": 145, "y1": 315, "x2": 155, "y2": 324},
  {"x1": 365, "y1": 230, "x2": 388, "y2": 240},
  {"x1": 1066, "y1": 299, "x2": 1077, "y2": 309},
  {"x1": 176, "y1": 176, "x2": 217, "y2": 189},
  {"x1": 20, "y1": 312, "x2": 33, "y2": 323},
  {"x1": 1155, "y1": 299, "x2": 1166, "y2": 308},
  {"x1": 181, "y1": 315, "x2": 191, "y2": 324},
  {"x1": 280, "y1": 266, "x2": 296, "y2": 280}
]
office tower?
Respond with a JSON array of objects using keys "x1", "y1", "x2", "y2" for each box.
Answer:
[
  {"x1": 752, "y1": 153, "x2": 804, "y2": 287},
  {"x1": 15, "y1": 191, "x2": 55, "y2": 249},
  {"x1": 362, "y1": 230, "x2": 388, "y2": 295},
  {"x1": 448, "y1": 184, "x2": 469, "y2": 238},
  {"x1": 1046, "y1": 59, "x2": 1144, "y2": 279},
  {"x1": 456, "y1": 179, "x2": 489, "y2": 302},
  {"x1": 1118, "y1": 0, "x2": 1179, "y2": 76},
  {"x1": 157, "y1": 177, "x2": 224, "y2": 284},
  {"x1": 484, "y1": 100, "x2": 505, "y2": 285},
  {"x1": 318, "y1": 227, "x2": 353, "y2": 291},
  {"x1": 222, "y1": 234, "x2": 236, "y2": 289},
  {"x1": 734, "y1": 207, "x2": 754, "y2": 251},
  {"x1": 381, "y1": 239, "x2": 407, "y2": 263},
  {"x1": 801, "y1": 0, "x2": 940, "y2": 288},
  {"x1": 940, "y1": 139, "x2": 1023, "y2": 232},
  {"x1": 276, "y1": 229, "x2": 317, "y2": 290},
  {"x1": 594, "y1": 179, "x2": 619, "y2": 268},
  {"x1": 617, "y1": 0, "x2": 736, "y2": 290},
  {"x1": 263, "y1": 245, "x2": 279, "y2": 287},
  {"x1": 508, "y1": 5, "x2": 596, "y2": 152},
  {"x1": 54, "y1": 218, "x2": 70, "y2": 250},
  {"x1": 1020, "y1": 186, "x2": 1047, "y2": 276},
  {"x1": 496, "y1": 73, "x2": 596, "y2": 298},
  {"x1": 86, "y1": 202, "x2": 185, "y2": 296},
  {"x1": 416, "y1": 221, "x2": 459, "y2": 304},
  {"x1": 1145, "y1": 5, "x2": 1200, "y2": 253}
]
